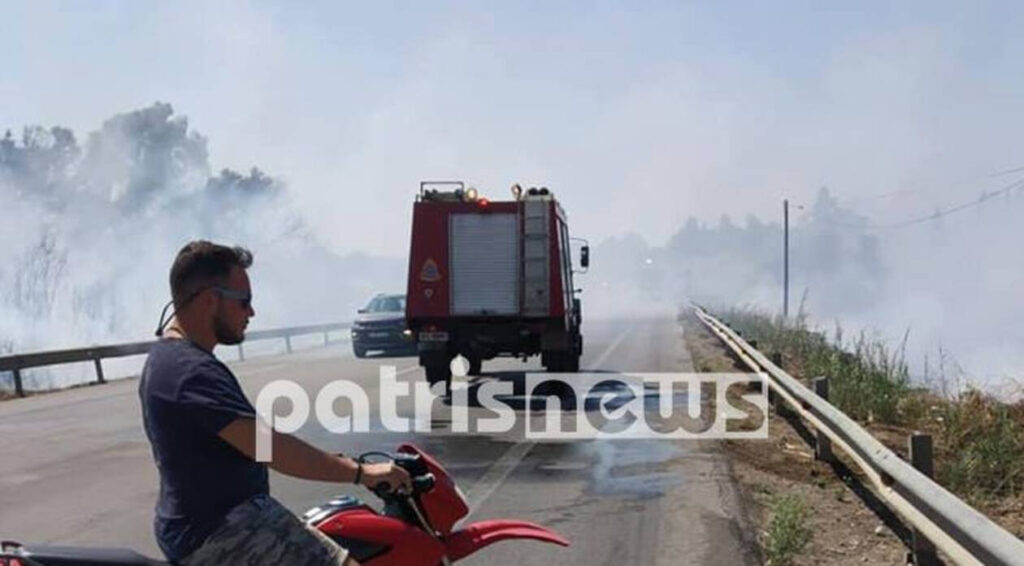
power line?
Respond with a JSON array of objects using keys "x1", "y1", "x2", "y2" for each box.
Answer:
[
  {"x1": 989, "y1": 165, "x2": 1024, "y2": 177},
  {"x1": 828, "y1": 176, "x2": 1024, "y2": 231},
  {"x1": 870, "y1": 177, "x2": 1023, "y2": 229}
]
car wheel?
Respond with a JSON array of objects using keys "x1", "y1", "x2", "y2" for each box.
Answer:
[{"x1": 353, "y1": 345, "x2": 367, "y2": 358}]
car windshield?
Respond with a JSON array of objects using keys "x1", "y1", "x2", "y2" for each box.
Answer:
[{"x1": 366, "y1": 296, "x2": 405, "y2": 313}]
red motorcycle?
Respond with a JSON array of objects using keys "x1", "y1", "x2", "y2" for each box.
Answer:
[{"x1": 0, "y1": 444, "x2": 569, "y2": 565}]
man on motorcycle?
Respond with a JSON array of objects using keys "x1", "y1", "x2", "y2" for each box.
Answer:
[{"x1": 140, "y1": 240, "x2": 411, "y2": 565}]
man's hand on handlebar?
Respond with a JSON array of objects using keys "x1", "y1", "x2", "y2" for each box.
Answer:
[{"x1": 358, "y1": 461, "x2": 412, "y2": 494}]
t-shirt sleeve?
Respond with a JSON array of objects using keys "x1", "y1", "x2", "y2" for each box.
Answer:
[{"x1": 176, "y1": 361, "x2": 257, "y2": 435}]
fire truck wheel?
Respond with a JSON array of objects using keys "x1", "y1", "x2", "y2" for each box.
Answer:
[
  {"x1": 426, "y1": 363, "x2": 452, "y2": 387},
  {"x1": 565, "y1": 352, "x2": 580, "y2": 373},
  {"x1": 541, "y1": 351, "x2": 556, "y2": 372},
  {"x1": 544, "y1": 350, "x2": 580, "y2": 373},
  {"x1": 543, "y1": 351, "x2": 563, "y2": 372}
]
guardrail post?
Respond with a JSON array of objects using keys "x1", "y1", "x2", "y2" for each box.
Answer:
[
  {"x1": 812, "y1": 377, "x2": 832, "y2": 463},
  {"x1": 285, "y1": 336, "x2": 293, "y2": 354},
  {"x1": 768, "y1": 352, "x2": 790, "y2": 417},
  {"x1": 909, "y1": 433, "x2": 939, "y2": 566},
  {"x1": 93, "y1": 357, "x2": 105, "y2": 384},
  {"x1": 13, "y1": 367, "x2": 25, "y2": 397},
  {"x1": 238, "y1": 344, "x2": 245, "y2": 361},
  {"x1": 768, "y1": 353, "x2": 781, "y2": 408}
]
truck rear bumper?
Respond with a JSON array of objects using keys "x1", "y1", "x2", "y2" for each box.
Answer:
[{"x1": 410, "y1": 318, "x2": 578, "y2": 359}]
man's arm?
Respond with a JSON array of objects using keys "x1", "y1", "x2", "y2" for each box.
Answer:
[{"x1": 218, "y1": 417, "x2": 411, "y2": 490}]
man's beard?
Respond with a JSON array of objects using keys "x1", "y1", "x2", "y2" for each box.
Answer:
[{"x1": 213, "y1": 315, "x2": 244, "y2": 345}]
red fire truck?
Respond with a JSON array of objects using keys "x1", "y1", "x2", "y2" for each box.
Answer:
[{"x1": 405, "y1": 181, "x2": 589, "y2": 387}]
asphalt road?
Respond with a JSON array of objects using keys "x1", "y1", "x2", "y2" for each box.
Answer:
[{"x1": 0, "y1": 315, "x2": 759, "y2": 565}]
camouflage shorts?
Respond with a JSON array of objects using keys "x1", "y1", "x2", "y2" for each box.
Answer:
[{"x1": 181, "y1": 495, "x2": 349, "y2": 566}]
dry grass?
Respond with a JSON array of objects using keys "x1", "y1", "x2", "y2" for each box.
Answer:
[
  {"x1": 721, "y1": 307, "x2": 911, "y2": 425},
  {"x1": 683, "y1": 312, "x2": 910, "y2": 564},
  {"x1": 698, "y1": 306, "x2": 1024, "y2": 521}
]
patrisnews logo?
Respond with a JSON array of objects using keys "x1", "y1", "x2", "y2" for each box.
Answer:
[
  {"x1": 253, "y1": 369, "x2": 768, "y2": 461},
  {"x1": 521, "y1": 373, "x2": 768, "y2": 440}
]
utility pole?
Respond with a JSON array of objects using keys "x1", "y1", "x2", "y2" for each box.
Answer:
[{"x1": 783, "y1": 199, "x2": 789, "y2": 319}]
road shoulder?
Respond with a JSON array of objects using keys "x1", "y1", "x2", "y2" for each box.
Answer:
[{"x1": 682, "y1": 312, "x2": 909, "y2": 565}]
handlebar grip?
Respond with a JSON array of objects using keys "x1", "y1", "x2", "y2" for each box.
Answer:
[
  {"x1": 413, "y1": 473, "x2": 435, "y2": 494},
  {"x1": 393, "y1": 453, "x2": 428, "y2": 477},
  {"x1": 372, "y1": 474, "x2": 434, "y2": 497}
]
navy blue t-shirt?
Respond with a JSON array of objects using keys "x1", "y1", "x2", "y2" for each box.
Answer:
[{"x1": 139, "y1": 338, "x2": 269, "y2": 561}]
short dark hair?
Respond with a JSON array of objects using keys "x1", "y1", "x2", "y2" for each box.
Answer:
[{"x1": 170, "y1": 240, "x2": 253, "y2": 309}]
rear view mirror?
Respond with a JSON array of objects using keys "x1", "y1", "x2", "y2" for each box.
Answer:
[
  {"x1": 580, "y1": 245, "x2": 590, "y2": 269},
  {"x1": 357, "y1": 308, "x2": 367, "y2": 314}
]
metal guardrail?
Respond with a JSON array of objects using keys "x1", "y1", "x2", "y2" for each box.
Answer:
[
  {"x1": 692, "y1": 304, "x2": 1024, "y2": 566},
  {"x1": 0, "y1": 322, "x2": 351, "y2": 398}
]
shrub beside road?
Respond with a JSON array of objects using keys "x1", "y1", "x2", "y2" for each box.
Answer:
[{"x1": 684, "y1": 307, "x2": 1024, "y2": 564}]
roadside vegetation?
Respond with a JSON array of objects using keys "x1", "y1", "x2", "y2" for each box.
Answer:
[
  {"x1": 717, "y1": 305, "x2": 1024, "y2": 510},
  {"x1": 764, "y1": 495, "x2": 811, "y2": 565}
]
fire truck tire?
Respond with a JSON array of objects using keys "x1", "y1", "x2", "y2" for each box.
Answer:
[
  {"x1": 425, "y1": 362, "x2": 451, "y2": 387},
  {"x1": 544, "y1": 350, "x2": 579, "y2": 373},
  {"x1": 565, "y1": 352, "x2": 580, "y2": 373},
  {"x1": 541, "y1": 351, "x2": 557, "y2": 372}
]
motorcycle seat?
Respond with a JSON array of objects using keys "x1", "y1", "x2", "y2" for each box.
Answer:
[{"x1": 18, "y1": 545, "x2": 170, "y2": 565}]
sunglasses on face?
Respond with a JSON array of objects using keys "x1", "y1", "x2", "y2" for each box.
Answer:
[{"x1": 214, "y1": 286, "x2": 252, "y2": 309}]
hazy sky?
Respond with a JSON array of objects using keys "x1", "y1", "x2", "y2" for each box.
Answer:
[{"x1": 3, "y1": 1, "x2": 1024, "y2": 256}]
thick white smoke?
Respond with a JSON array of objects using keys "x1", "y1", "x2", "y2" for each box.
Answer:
[
  {"x1": 587, "y1": 185, "x2": 1024, "y2": 392},
  {"x1": 0, "y1": 103, "x2": 402, "y2": 390}
]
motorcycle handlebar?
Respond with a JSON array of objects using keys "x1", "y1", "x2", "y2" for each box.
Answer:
[
  {"x1": 357, "y1": 451, "x2": 434, "y2": 498},
  {"x1": 372, "y1": 472, "x2": 435, "y2": 498},
  {"x1": 413, "y1": 473, "x2": 436, "y2": 493}
]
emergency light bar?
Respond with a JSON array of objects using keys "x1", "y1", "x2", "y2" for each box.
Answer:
[{"x1": 419, "y1": 181, "x2": 490, "y2": 204}]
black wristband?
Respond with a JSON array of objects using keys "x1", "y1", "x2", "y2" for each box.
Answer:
[{"x1": 354, "y1": 463, "x2": 363, "y2": 485}]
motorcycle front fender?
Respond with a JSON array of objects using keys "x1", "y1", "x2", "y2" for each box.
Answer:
[{"x1": 444, "y1": 519, "x2": 570, "y2": 561}]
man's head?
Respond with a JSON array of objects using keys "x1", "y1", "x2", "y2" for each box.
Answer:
[{"x1": 169, "y1": 240, "x2": 255, "y2": 345}]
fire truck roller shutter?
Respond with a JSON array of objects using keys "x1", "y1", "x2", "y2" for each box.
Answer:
[{"x1": 450, "y1": 212, "x2": 520, "y2": 315}]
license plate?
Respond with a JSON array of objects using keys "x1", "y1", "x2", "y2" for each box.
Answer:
[
  {"x1": 369, "y1": 332, "x2": 389, "y2": 338},
  {"x1": 419, "y1": 331, "x2": 449, "y2": 342}
]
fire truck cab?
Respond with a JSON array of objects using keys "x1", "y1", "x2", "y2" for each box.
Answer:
[{"x1": 405, "y1": 181, "x2": 589, "y2": 387}]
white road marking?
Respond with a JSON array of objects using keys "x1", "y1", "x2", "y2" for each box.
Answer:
[
  {"x1": 464, "y1": 441, "x2": 536, "y2": 516},
  {"x1": 588, "y1": 323, "x2": 635, "y2": 370},
  {"x1": 461, "y1": 323, "x2": 634, "y2": 519}
]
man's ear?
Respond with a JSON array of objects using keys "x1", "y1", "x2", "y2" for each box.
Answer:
[{"x1": 201, "y1": 287, "x2": 220, "y2": 312}]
